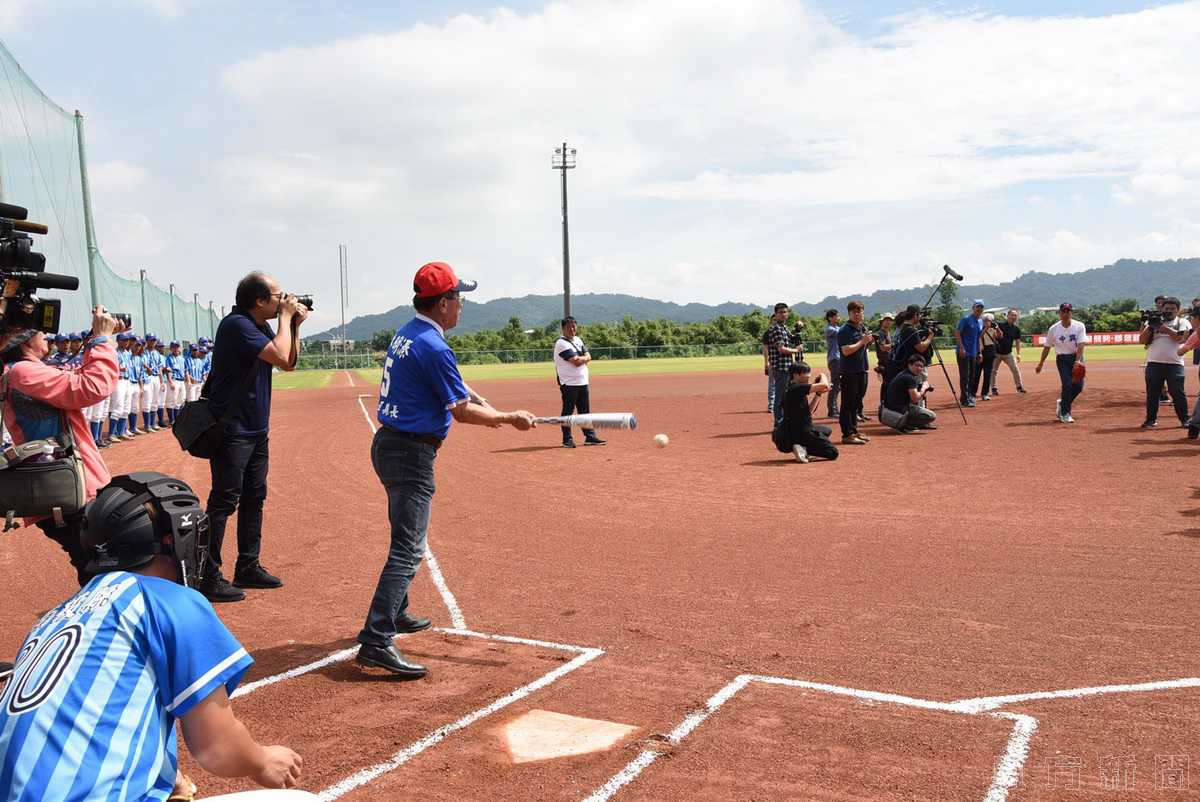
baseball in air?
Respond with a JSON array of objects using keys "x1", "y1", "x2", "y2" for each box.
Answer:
[{"x1": 653, "y1": 433, "x2": 669, "y2": 448}]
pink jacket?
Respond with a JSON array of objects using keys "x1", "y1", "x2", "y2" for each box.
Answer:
[{"x1": 2, "y1": 339, "x2": 118, "y2": 501}]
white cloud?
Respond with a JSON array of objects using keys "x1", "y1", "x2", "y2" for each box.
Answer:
[
  {"x1": 117, "y1": 1, "x2": 1200, "y2": 311},
  {"x1": 95, "y1": 210, "x2": 173, "y2": 258},
  {"x1": 89, "y1": 160, "x2": 149, "y2": 194}
]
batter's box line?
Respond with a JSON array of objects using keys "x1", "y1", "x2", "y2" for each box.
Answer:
[
  {"x1": 233, "y1": 627, "x2": 605, "y2": 800},
  {"x1": 582, "y1": 674, "x2": 1037, "y2": 802}
]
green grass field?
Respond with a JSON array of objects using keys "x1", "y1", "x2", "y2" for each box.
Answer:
[{"x1": 275, "y1": 343, "x2": 1146, "y2": 390}]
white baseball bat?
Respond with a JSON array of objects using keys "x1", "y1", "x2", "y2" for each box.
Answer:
[{"x1": 533, "y1": 412, "x2": 637, "y2": 430}]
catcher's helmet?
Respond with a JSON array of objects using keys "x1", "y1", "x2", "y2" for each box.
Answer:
[{"x1": 82, "y1": 472, "x2": 209, "y2": 588}]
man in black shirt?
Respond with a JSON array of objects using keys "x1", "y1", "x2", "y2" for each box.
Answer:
[
  {"x1": 836, "y1": 300, "x2": 874, "y2": 444},
  {"x1": 772, "y1": 362, "x2": 838, "y2": 463},
  {"x1": 881, "y1": 354, "x2": 938, "y2": 433},
  {"x1": 991, "y1": 308, "x2": 1025, "y2": 394}
]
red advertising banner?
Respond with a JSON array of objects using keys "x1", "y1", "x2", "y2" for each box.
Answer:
[{"x1": 1031, "y1": 331, "x2": 1141, "y2": 346}]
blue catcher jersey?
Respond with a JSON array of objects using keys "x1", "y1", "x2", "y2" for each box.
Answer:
[{"x1": 0, "y1": 572, "x2": 252, "y2": 802}]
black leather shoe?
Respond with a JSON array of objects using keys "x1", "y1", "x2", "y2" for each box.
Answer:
[
  {"x1": 1189, "y1": 425, "x2": 1199, "y2": 440},
  {"x1": 395, "y1": 612, "x2": 432, "y2": 633},
  {"x1": 356, "y1": 644, "x2": 427, "y2": 678},
  {"x1": 234, "y1": 563, "x2": 283, "y2": 589},
  {"x1": 200, "y1": 575, "x2": 246, "y2": 603},
  {"x1": 562, "y1": 440, "x2": 577, "y2": 449},
  {"x1": 583, "y1": 436, "x2": 607, "y2": 446}
]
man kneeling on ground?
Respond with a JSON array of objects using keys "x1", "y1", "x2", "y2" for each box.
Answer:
[
  {"x1": 881, "y1": 354, "x2": 938, "y2": 433},
  {"x1": 772, "y1": 362, "x2": 839, "y2": 463}
]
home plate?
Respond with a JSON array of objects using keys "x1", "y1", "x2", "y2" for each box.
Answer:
[{"x1": 502, "y1": 709, "x2": 639, "y2": 763}]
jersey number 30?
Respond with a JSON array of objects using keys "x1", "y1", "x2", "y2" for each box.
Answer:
[{"x1": 2, "y1": 625, "x2": 83, "y2": 716}]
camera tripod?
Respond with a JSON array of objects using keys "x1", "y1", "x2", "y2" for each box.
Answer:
[{"x1": 917, "y1": 265, "x2": 968, "y2": 426}]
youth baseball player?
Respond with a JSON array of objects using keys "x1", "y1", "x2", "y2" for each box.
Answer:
[
  {"x1": 165, "y1": 340, "x2": 187, "y2": 423},
  {"x1": 108, "y1": 333, "x2": 133, "y2": 441}
]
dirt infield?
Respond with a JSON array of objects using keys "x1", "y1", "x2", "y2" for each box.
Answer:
[{"x1": 5, "y1": 359, "x2": 1200, "y2": 800}]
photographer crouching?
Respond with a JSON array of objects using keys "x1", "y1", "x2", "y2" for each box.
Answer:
[
  {"x1": 880, "y1": 354, "x2": 937, "y2": 433},
  {"x1": 0, "y1": 305, "x2": 121, "y2": 584},
  {"x1": 1139, "y1": 296, "x2": 1191, "y2": 429}
]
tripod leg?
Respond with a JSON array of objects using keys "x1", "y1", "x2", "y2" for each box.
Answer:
[{"x1": 934, "y1": 349, "x2": 968, "y2": 425}]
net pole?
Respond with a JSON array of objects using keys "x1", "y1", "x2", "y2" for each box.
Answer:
[
  {"x1": 208, "y1": 302, "x2": 214, "y2": 338},
  {"x1": 193, "y1": 293, "x2": 199, "y2": 341},
  {"x1": 169, "y1": 283, "x2": 177, "y2": 341},
  {"x1": 139, "y1": 269, "x2": 147, "y2": 336},
  {"x1": 74, "y1": 111, "x2": 100, "y2": 308}
]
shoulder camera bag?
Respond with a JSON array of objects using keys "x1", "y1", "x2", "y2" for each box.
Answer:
[
  {"x1": 0, "y1": 369, "x2": 87, "y2": 531},
  {"x1": 172, "y1": 359, "x2": 261, "y2": 460}
]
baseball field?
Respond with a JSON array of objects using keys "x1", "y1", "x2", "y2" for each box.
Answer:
[{"x1": 5, "y1": 352, "x2": 1200, "y2": 800}]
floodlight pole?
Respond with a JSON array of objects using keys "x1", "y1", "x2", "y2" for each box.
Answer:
[
  {"x1": 339, "y1": 244, "x2": 349, "y2": 370},
  {"x1": 551, "y1": 142, "x2": 577, "y2": 319},
  {"x1": 169, "y1": 283, "x2": 177, "y2": 341}
]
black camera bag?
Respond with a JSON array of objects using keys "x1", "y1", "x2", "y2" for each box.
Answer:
[
  {"x1": 0, "y1": 370, "x2": 87, "y2": 530},
  {"x1": 172, "y1": 359, "x2": 260, "y2": 460}
]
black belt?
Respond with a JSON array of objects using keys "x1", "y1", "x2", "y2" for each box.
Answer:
[{"x1": 383, "y1": 428, "x2": 443, "y2": 450}]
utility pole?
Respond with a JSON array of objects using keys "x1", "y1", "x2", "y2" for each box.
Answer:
[
  {"x1": 551, "y1": 143, "x2": 577, "y2": 318},
  {"x1": 168, "y1": 283, "x2": 177, "y2": 341},
  {"x1": 139, "y1": 269, "x2": 147, "y2": 336},
  {"x1": 339, "y1": 244, "x2": 349, "y2": 370}
]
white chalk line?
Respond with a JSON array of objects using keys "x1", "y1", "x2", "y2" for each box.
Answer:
[
  {"x1": 318, "y1": 644, "x2": 605, "y2": 800},
  {"x1": 984, "y1": 713, "x2": 1038, "y2": 802},
  {"x1": 950, "y1": 676, "x2": 1200, "y2": 714},
  {"x1": 232, "y1": 647, "x2": 358, "y2": 700},
  {"x1": 355, "y1": 393, "x2": 467, "y2": 630}
]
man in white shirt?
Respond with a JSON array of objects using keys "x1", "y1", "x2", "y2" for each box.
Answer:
[
  {"x1": 554, "y1": 316, "x2": 606, "y2": 448},
  {"x1": 1138, "y1": 295, "x2": 1191, "y2": 428},
  {"x1": 1035, "y1": 302, "x2": 1088, "y2": 423}
]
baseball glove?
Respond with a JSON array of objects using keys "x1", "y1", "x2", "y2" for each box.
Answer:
[{"x1": 1071, "y1": 361, "x2": 1086, "y2": 382}]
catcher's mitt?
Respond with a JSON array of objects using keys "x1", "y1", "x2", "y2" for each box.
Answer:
[{"x1": 1071, "y1": 361, "x2": 1086, "y2": 382}]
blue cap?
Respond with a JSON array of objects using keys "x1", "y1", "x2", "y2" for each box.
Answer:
[
  {"x1": 972, "y1": 299, "x2": 985, "y2": 308},
  {"x1": 53, "y1": 333, "x2": 68, "y2": 343},
  {"x1": 136, "y1": 337, "x2": 145, "y2": 345},
  {"x1": 69, "y1": 331, "x2": 82, "y2": 340},
  {"x1": 170, "y1": 340, "x2": 180, "y2": 347},
  {"x1": 146, "y1": 333, "x2": 157, "y2": 340}
]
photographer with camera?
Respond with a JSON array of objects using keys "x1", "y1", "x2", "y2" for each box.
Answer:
[
  {"x1": 1138, "y1": 296, "x2": 1191, "y2": 429},
  {"x1": 197, "y1": 272, "x2": 308, "y2": 603},
  {"x1": 881, "y1": 354, "x2": 937, "y2": 433},
  {"x1": 0, "y1": 305, "x2": 120, "y2": 584},
  {"x1": 873, "y1": 312, "x2": 894, "y2": 409},
  {"x1": 836, "y1": 301, "x2": 874, "y2": 445}
]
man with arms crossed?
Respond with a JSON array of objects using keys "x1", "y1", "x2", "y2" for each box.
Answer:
[
  {"x1": 1139, "y1": 295, "x2": 1190, "y2": 429},
  {"x1": 0, "y1": 472, "x2": 310, "y2": 802},
  {"x1": 357, "y1": 262, "x2": 536, "y2": 678},
  {"x1": 1035, "y1": 302, "x2": 1087, "y2": 423},
  {"x1": 991, "y1": 308, "x2": 1025, "y2": 395},
  {"x1": 555, "y1": 316, "x2": 606, "y2": 448}
]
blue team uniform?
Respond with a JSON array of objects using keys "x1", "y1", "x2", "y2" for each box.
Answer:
[
  {"x1": 376, "y1": 314, "x2": 469, "y2": 438},
  {"x1": 166, "y1": 354, "x2": 186, "y2": 381},
  {"x1": 116, "y1": 348, "x2": 132, "y2": 380},
  {"x1": 0, "y1": 572, "x2": 252, "y2": 802}
]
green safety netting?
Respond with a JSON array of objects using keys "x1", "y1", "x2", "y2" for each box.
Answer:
[{"x1": 0, "y1": 40, "x2": 216, "y2": 341}]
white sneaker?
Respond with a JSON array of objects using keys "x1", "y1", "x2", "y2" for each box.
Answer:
[
  {"x1": 1063, "y1": 414, "x2": 1075, "y2": 423},
  {"x1": 792, "y1": 444, "x2": 809, "y2": 464}
]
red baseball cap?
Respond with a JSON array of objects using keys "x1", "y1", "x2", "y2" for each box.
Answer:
[
  {"x1": 413, "y1": 261, "x2": 478, "y2": 298},
  {"x1": 1058, "y1": 302, "x2": 1073, "y2": 312}
]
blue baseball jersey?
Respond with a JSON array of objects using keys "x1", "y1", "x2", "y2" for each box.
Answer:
[
  {"x1": 116, "y1": 349, "x2": 132, "y2": 379},
  {"x1": 185, "y1": 356, "x2": 204, "y2": 381},
  {"x1": 377, "y1": 314, "x2": 469, "y2": 439},
  {"x1": 44, "y1": 352, "x2": 70, "y2": 367},
  {"x1": 165, "y1": 354, "x2": 186, "y2": 381},
  {"x1": 145, "y1": 350, "x2": 162, "y2": 378},
  {"x1": 129, "y1": 354, "x2": 145, "y2": 383},
  {"x1": 0, "y1": 572, "x2": 252, "y2": 802}
]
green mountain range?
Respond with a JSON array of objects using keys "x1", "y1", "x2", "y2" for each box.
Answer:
[{"x1": 309, "y1": 257, "x2": 1200, "y2": 340}]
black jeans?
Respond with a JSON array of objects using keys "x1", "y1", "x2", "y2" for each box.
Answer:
[
  {"x1": 358, "y1": 427, "x2": 437, "y2": 647},
  {"x1": 827, "y1": 359, "x2": 842, "y2": 417},
  {"x1": 1145, "y1": 362, "x2": 1188, "y2": 424},
  {"x1": 205, "y1": 433, "x2": 270, "y2": 579},
  {"x1": 559, "y1": 383, "x2": 597, "y2": 441},
  {"x1": 956, "y1": 353, "x2": 980, "y2": 402},
  {"x1": 839, "y1": 372, "x2": 867, "y2": 438},
  {"x1": 981, "y1": 346, "x2": 997, "y2": 394}
]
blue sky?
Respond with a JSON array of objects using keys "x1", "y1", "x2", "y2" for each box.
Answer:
[{"x1": 2, "y1": 0, "x2": 1197, "y2": 330}]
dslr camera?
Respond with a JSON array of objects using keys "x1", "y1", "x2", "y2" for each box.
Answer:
[{"x1": 1, "y1": 202, "x2": 77, "y2": 334}]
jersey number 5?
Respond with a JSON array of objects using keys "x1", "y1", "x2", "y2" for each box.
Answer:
[{"x1": 380, "y1": 356, "x2": 394, "y2": 397}]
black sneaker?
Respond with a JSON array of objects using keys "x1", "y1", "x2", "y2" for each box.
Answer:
[
  {"x1": 1016, "y1": 386, "x2": 1027, "y2": 394},
  {"x1": 583, "y1": 436, "x2": 607, "y2": 446},
  {"x1": 234, "y1": 563, "x2": 283, "y2": 589},
  {"x1": 562, "y1": 440, "x2": 577, "y2": 449},
  {"x1": 200, "y1": 575, "x2": 246, "y2": 603}
]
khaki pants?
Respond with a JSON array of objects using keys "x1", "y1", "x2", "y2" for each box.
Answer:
[{"x1": 992, "y1": 351, "x2": 1023, "y2": 390}]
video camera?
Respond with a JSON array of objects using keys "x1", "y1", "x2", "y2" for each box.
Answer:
[
  {"x1": 1140, "y1": 309, "x2": 1163, "y2": 330},
  {"x1": 1, "y1": 202, "x2": 78, "y2": 334},
  {"x1": 917, "y1": 309, "x2": 942, "y2": 337}
]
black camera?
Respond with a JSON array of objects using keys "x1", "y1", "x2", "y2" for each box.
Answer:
[
  {"x1": 296, "y1": 295, "x2": 313, "y2": 310},
  {"x1": 918, "y1": 310, "x2": 942, "y2": 337},
  {"x1": 1, "y1": 202, "x2": 79, "y2": 335},
  {"x1": 1141, "y1": 309, "x2": 1163, "y2": 329}
]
